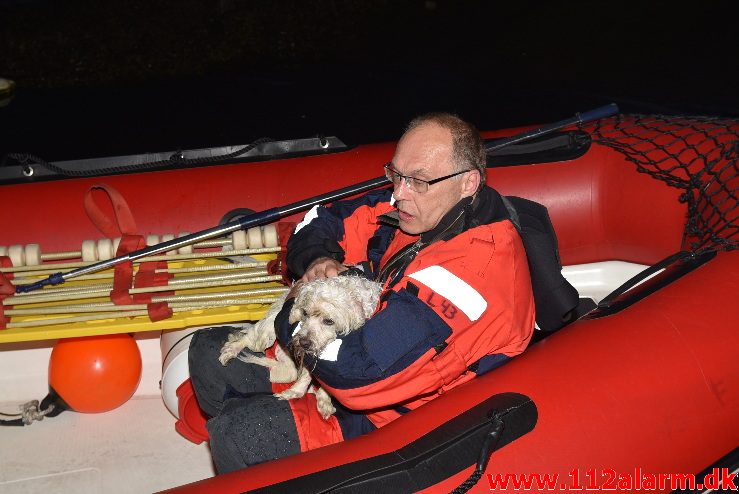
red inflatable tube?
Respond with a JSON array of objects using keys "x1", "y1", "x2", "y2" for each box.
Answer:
[{"x1": 0, "y1": 135, "x2": 685, "y2": 268}]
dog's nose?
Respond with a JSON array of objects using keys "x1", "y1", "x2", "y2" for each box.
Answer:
[{"x1": 298, "y1": 336, "x2": 312, "y2": 351}]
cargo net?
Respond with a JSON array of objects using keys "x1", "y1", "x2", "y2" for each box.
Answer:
[{"x1": 583, "y1": 114, "x2": 738, "y2": 253}]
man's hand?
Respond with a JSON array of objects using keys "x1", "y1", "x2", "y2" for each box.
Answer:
[
  {"x1": 286, "y1": 279, "x2": 304, "y2": 299},
  {"x1": 302, "y1": 256, "x2": 347, "y2": 281}
]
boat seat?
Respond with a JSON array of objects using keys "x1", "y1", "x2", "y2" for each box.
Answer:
[{"x1": 502, "y1": 196, "x2": 581, "y2": 332}]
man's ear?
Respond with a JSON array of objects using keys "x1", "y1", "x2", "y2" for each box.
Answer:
[{"x1": 462, "y1": 169, "x2": 481, "y2": 197}]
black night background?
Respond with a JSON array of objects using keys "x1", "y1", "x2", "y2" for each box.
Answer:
[{"x1": 1, "y1": 0, "x2": 737, "y2": 161}]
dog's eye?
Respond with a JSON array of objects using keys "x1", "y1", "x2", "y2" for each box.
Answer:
[
  {"x1": 301, "y1": 309, "x2": 308, "y2": 317},
  {"x1": 322, "y1": 318, "x2": 335, "y2": 326}
]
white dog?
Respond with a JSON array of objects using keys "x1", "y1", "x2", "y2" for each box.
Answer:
[{"x1": 219, "y1": 275, "x2": 382, "y2": 419}]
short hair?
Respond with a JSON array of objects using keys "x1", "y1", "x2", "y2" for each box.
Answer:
[{"x1": 405, "y1": 112, "x2": 487, "y2": 190}]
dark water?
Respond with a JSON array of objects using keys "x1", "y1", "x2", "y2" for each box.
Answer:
[{"x1": 1, "y1": 1, "x2": 737, "y2": 162}]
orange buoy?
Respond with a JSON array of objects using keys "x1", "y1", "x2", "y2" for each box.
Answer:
[{"x1": 49, "y1": 333, "x2": 142, "y2": 413}]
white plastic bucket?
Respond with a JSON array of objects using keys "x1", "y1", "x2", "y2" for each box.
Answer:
[{"x1": 160, "y1": 327, "x2": 204, "y2": 418}]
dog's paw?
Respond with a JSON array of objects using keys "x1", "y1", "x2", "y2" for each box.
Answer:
[
  {"x1": 218, "y1": 347, "x2": 239, "y2": 365},
  {"x1": 247, "y1": 333, "x2": 275, "y2": 353},
  {"x1": 315, "y1": 388, "x2": 336, "y2": 419},
  {"x1": 317, "y1": 400, "x2": 336, "y2": 420},
  {"x1": 274, "y1": 388, "x2": 305, "y2": 401},
  {"x1": 218, "y1": 334, "x2": 249, "y2": 365}
]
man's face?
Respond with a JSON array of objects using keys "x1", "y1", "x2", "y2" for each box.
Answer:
[{"x1": 390, "y1": 122, "x2": 476, "y2": 235}]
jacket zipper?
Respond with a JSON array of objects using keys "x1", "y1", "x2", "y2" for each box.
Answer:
[{"x1": 377, "y1": 209, "x2": 465, "y2": 288}]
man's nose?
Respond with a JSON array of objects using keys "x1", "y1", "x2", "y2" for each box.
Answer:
[{"x1": 393, "y1": 179, "x2": 410, "y2": 200}]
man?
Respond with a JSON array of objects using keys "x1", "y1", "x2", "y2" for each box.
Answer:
[{"x1": 189, "y1": 113, "x2": 535, "y2": 473}]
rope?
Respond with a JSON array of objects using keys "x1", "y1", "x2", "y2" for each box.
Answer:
[
  {"x1": 21, "y1": 400, "x2": 55, "y2": 424},
  {"x1": 4, "y1": 137, "x2": 273, "y2": 178},
  {"x1": 449, "y1": 413, "x2": 505, "y2": 494},
  {"x1": 0, "y1": 400, "x2": 55, "y2": 426},
  {"x1": 450, "y1": 470, "x2": 484, "y2": 494}
]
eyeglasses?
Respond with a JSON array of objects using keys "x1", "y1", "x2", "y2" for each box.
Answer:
[{"x1": 383, "y1": 163, "x2": 473, "y2": 194}]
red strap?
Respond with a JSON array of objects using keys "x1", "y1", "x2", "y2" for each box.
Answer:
[
  {"x1": 0, "y1": 256, "x2": 14, "y2": 280},
  {"x1": 267, "y1": 254, "x2": 291, "y2": 285},
  {"x1": 147, "y1": 302, "x2": 173, "y2": 322},
  {"x1": 0, "y1": 273, "x2": 15, "y2": 297},
  {"x1": 84, "y1": 184, "x2": 138, "y2": 238},
  {"x1": 266, "y1": 222, "x2": 294, "y2": 284},
  {"x1": 82, "y1": 185, "x2": 174, "y2": 324},
  {"x1": 1, "y1": 257, "x2": 16, "y2": 328},
  {"x1": 0, "y1": 257, "x2": 16, "y2": 296},
  {"x1": 132, "y1": 261, "x2": 172, "y2": 303},
  {"x1": 0, "y1": 302, "x2": 7, "y2": 330},
  {"x1": 110, "y1": 235, "x2": 145, "y2": 305}
]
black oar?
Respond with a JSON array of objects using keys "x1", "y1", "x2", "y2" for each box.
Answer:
[
  {"x1": 15, "y1": 103, "x2": 619, "y2": 293},
  {"x1": 486, "y1": 103, "x2": 618, "y2": 152}
]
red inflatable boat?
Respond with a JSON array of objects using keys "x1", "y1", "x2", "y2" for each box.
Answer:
[{"x1": 1, "y1": 113, "x2": 736, "y2": 493}]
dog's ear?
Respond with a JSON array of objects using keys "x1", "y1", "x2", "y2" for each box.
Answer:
[
  {"x1": 334, "y1": 296, "x2": 367, "y2": 332},
  {"x1": 289, "y1": 285, "x2": 310, "y2": 324},
  {"x1": 361, "y1": 300, "x2": 376, "y2": 320},
  {"x1": 353, "y1": 299, "x2": 368, "y2": 321},
  {"x1": 288, "y1": 304, "x2": 302, "y2": 324},
  {"x1": 356, "y1": 286, "x2": 380, "y2": 320}
]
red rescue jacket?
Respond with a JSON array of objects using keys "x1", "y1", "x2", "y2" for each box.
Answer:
[{"x1": 277, "y1": 186, "x2": 535, "y2": 437}]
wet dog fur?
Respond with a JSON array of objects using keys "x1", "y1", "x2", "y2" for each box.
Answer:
[{"x1": 219, "y1": 275, "x2": 381, "y2": 419}]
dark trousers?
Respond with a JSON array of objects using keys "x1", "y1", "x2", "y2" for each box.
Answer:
[{"x1": 188, "y1": 326, "x2": 301, "y2": 474}]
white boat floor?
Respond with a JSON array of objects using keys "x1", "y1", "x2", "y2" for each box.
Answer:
[{"x1": 0, "y1": 395, "x2": 215, "y2": 494}]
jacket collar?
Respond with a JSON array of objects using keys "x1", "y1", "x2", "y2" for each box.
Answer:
[{"x1": 377, "y1": 186, "x2": 509, "y2": 242}]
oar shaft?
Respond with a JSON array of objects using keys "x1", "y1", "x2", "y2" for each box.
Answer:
[
  {"x1": 485, "y1": 103, "x2": 619, "y2": 152},
  {"x1": 126, "y1": 174, "x2": 390, "y2": 261},
  {"x1": 15, "y1": 176, "x2": 390, "y2": 293}
]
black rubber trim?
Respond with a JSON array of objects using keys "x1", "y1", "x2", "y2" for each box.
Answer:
[
  {"x1": 528, "y1": 297, "x2": 597, "y2": 345},
  {"x1": 0, "y1": 136, "x2": 351, "y2": 185},
  {"x1": 246, "y1": 392, "x2": 537, "y2": 494},
  {"x1": 485, "y1": 130, "x2": 591, "y2": 167},
  {"x1": 586, "y1": 250, "x2": 717, "y2": 319}
]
